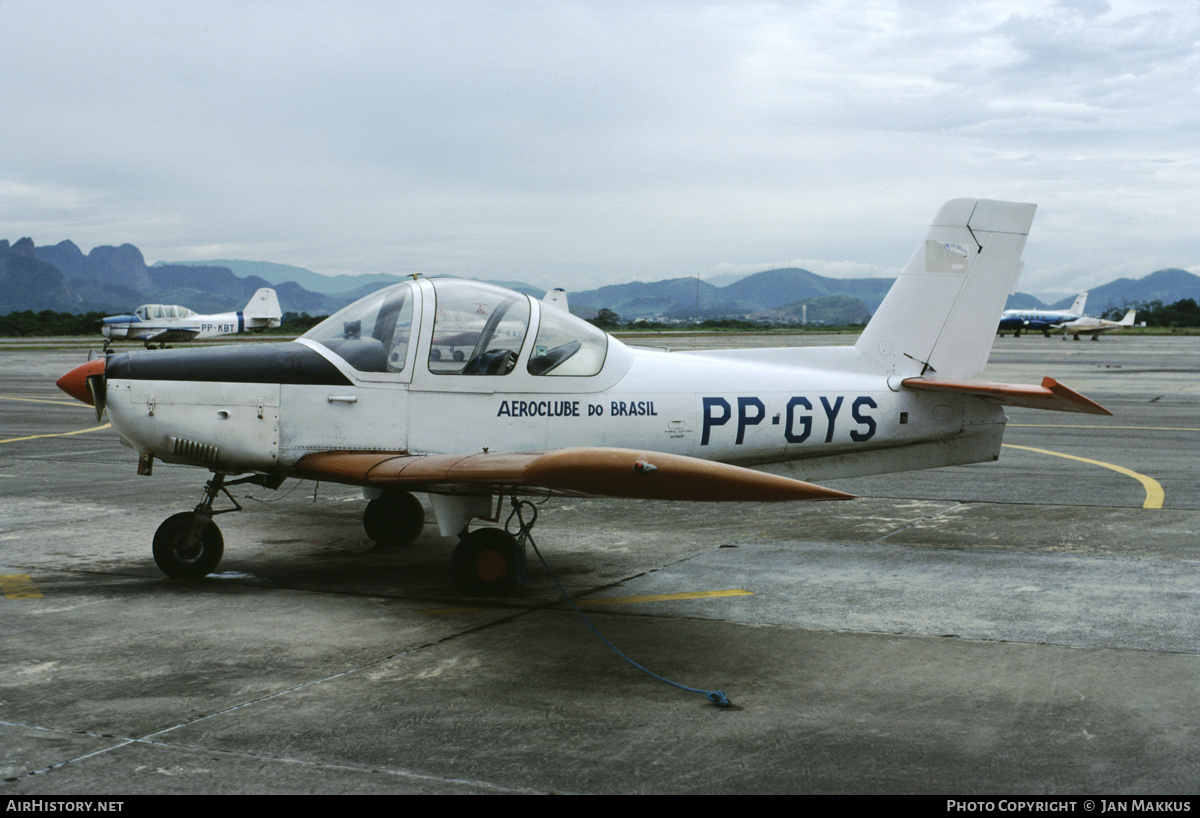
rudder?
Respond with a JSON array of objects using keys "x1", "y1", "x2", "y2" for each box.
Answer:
[{"x1": 855, "y1": 198, "x2": 1036, "y2": 380}]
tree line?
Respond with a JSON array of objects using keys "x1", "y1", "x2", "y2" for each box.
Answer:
[{"x1": 1100, "y1": 299, "x2": 1200, "y2": 327}]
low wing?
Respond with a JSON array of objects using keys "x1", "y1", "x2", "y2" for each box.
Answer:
[
  {"x1": 903, "y1": 376, "x2": 1111, "y2": 415},
  {"x1": 295, "y1": 447, "x2": 855, "y2": 502},
  {"x1": 140, "y1": 327, "x2": 201, "y2": 343}
]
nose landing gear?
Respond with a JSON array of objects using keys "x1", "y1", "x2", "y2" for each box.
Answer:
[{"x1": 152, "y1": 472, "x2": 282, "y2": 579}]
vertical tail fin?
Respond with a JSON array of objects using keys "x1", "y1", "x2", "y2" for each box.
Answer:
[
  {"x1": 1070, "y1": 292, "x2": 1089, "y2": 316},
  {"x1": 542, "y1": 288, "x2": 569, "y2": 312},
  {"x1": 855, "y1": 199, "x2": 1037, "y2": 380},
  {"x1": 243, "y1": 288, "x2": 282, "y2": 329}
]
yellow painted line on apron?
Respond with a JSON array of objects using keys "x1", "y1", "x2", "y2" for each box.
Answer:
[
  {"x1": 1002, "y1": 444, "x2": 1165, "y2": 509},
  {"x1": 1, "y1": 575, "x2": 45, "y2": 600},
  {"x1": 571, "y1": 589, "x2": 754, "y2": 606},
  {"x1": 0, "y1": 396, "x2": 86, "y2": 407},
  {"x1": 0, "y1": 423, "x2": 111, "y2": 445},
  {"x1": 1011, "y1": 423, "x2": 1200, "y2": 432},
  {"x1": 421, "y1": 588, "x2": 754, "y2": 616}
]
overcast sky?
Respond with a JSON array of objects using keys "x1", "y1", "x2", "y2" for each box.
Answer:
[{"x1": 3, "y1": 0, "x2": 1197, "y2": 296}]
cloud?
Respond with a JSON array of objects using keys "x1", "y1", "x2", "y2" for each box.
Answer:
[{"x1": 1, "y1": 0, "x2": 1196, "y2": 294}]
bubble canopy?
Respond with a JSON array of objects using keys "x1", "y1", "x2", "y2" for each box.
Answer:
[{"x1": 301, "y1": 278, "x2": 609, "y2": 377}]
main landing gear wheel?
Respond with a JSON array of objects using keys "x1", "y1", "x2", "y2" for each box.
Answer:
[
  {"x1": 153, "y1": 512, "x2": 225, "y2": 579},
  {"x1": 363, "y1": 490, "x2": 425, "y2": 548},
  {"x1": 452, "y1": 528, "x2": 526, "y2": 596}
]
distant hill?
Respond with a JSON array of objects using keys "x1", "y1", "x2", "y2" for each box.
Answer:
[
  {"x1": 157, "y1": 259, "x2": 408, "y2": 295},
  {"x1": 7, "y1": 239, "x2": 347, "y2": 315},
  {"x1": 725, "y1": 268, "x2": 893, "y2": 314},
  {"x1": 573, "y1": 268, "x2": 893, "y2": 321},
  {"x1": 1004, "y1": 292, "x2": 1052, "y2": 310},
  {"x1": 6, "y1": 236, "x2": 1198, "y2": 326},
  {"x1": 754, "y1": 295, "x2": 873, "y2": 325},
  {"x1": 161, "y1": 259, "x2": 549, "y2": 302},
  {"x1": 1001, "y1": 271, "x2": 1200, "y2": 314},
  {"x1": 0, "y1": 239, "x2": 81, "y2": 313},
  {"x1": 1085, "y1": 269, "x2": 1200, "y2": 312}
]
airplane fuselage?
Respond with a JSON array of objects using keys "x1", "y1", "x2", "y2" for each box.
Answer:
[
  {"x1": 996, "y1": 309, "x2": 1082, "y2": 332},
  {"x1": 101, "y1": 310, "x2": 257, "y2": 342},
  {"x1": 102, "y1": 334, "x2": 1001, "y2": 490}
]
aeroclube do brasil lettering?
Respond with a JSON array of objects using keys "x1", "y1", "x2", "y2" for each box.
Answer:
[{"x1": 495, "y1": 400, "x2": 658, "y2": 418}]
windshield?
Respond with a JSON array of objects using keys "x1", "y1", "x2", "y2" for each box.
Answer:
[{"x1": 301, "y1": 283, "x2": 416, "y2": 373}]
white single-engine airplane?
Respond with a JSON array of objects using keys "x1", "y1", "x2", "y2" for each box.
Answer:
[
  {"x1": 98, "y1": 288, "x2": 283, "y2": 349},
  {"x1": 58, "y1": 199, "x2": 1110, "y2": 594}
]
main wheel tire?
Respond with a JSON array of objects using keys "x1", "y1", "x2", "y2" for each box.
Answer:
[
  {"x1": 153, "y1": 512, "x2": 225, "y2": 579},
  {"x1": 363, "y1": 491, "x2": 425, "y2": 548},
  {"x1": 452, "y1": 528, "x2": 523, "y2": 596}
]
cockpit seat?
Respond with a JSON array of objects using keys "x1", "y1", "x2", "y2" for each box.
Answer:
[{"x1": 463, "y1": 348, "x2": 517, "y2": 375}]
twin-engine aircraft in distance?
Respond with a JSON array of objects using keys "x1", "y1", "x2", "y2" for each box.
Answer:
[
  {"x1": 1058, "y1": 308, "x2": 1137, "y2": 341},
  {"x1": 98, "y1": 288, "x2": 283, "y2": 349},
  {"x1": 997, "y1": 292, "x2": 1088, "y2": 337},
  {"x1": 58, "y1": 199, "x2": 1112, "y2": 594}
]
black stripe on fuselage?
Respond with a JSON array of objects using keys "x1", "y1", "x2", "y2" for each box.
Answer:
[{"x1": 105, "y1": 342, "x2": 353, "y2": 386}]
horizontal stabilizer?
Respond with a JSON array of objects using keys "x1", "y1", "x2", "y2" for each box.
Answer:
[
  {"x1": 903, "y1": 376, "x2": 1111, "y2": 415},
  {"x1": 296, "y1": 447, "x2": 855, "y2": 502}
]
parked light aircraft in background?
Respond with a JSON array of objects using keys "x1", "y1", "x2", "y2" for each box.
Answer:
[
  {"x1": 98, "y1": 288, "x2": 283, "y2": 349},
  {"x1": 997, "y1": 292, "x2": 1088, "y2": 337},
  {"x1": 1059, "y1": 309, "x2": 1137, "y2": 341},
  {"x1": 58, "y1": 199, "x2": 1110, "y2": 594}
]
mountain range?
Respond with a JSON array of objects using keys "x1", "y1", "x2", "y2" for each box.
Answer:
[{"x1": 3, "y1": 236, "x2": 1197, "y2": 324}]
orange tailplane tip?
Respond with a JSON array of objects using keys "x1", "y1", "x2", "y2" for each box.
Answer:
[{"x1": 56, "y1": 358, "x2": 105, "y2": 406}]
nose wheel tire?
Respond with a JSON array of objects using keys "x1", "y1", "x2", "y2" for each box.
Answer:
[
  {"x1": 153, "y1": 512, "x2": 225, "y2": 578},
  {"x1": 452, "y1": 528, "x2": 525, "y2": 595}
]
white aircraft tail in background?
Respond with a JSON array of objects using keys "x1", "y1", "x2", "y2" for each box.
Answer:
[
  {"x1": 242, "y1": 287, "x2": 283, "y2": 327},
  {"x1": 542, "y1": 288, "x2": 569, "y2": 312}
]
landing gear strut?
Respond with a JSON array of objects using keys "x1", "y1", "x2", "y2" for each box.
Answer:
[{"x1": 152, "y1": 472, "x2": 281, "y2": 579}]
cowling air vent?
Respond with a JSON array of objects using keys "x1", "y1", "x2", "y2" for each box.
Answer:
[{"x1": 169, "y1": 436, "x2": 219, "y2": 464}]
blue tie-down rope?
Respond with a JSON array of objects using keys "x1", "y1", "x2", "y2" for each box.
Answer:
[{"x1": 507, "y1": 499, "x2": 731, "y2": 709}]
